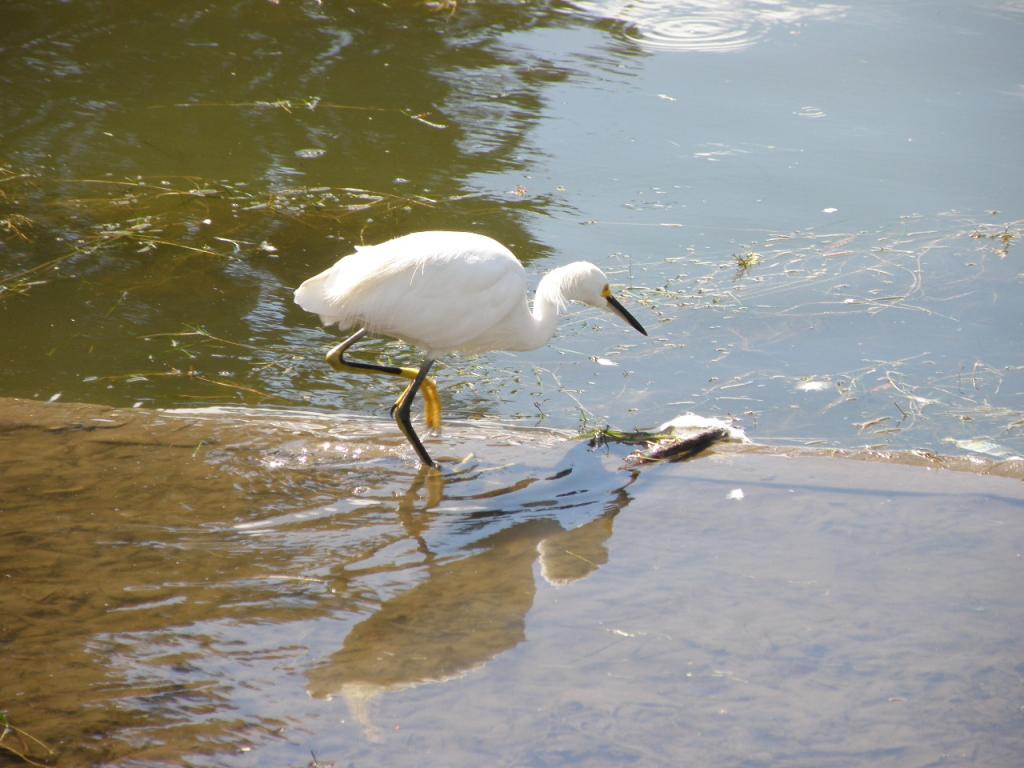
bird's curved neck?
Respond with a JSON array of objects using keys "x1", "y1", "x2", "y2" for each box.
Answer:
[{"x1": 524, "y1": 268, "x2": 569, "y2": 349}]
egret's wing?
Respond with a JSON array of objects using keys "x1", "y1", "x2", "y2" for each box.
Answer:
[
  {"x1": 343, "y1": 243, "x2": 527, "y2": 353},
  {"x1": 293, "y1": 243, "x2": 415, "y2": 327},
  {"x1": 294, "y1": 232, "x2": 528, "y2": 355}
]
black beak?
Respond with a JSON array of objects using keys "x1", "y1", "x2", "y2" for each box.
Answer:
[{"x1": 606, "y1": 293, "x2": 648, "y2": 336}]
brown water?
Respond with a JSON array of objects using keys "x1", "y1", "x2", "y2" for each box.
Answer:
[
  {"x1": 2, "y1": 1, "x2": 1024, "y2": 765},
  {"x1": 3, "y1": 399, "x2": 1023, "y2": 766}
]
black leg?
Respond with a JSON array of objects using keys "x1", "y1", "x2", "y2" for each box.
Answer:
[
  {"x1": 393, "y1": 358, "x2": 438, "y2": 468},
  {"x1": 326, "y1": 328, "x2": 442, "y2": 430},
  {"x1": 326, "y1": 328, "x2": 401, "y2": 376}
]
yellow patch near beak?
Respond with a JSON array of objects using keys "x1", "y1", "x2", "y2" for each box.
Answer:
[{"x1": 604, "y1": 289, "x2": 648, "y2": 336}]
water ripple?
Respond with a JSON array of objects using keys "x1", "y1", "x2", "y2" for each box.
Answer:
[
  {"x1": 573, "y1": 0, "x2": 847, "y2": 53},
  {"x1": 795, "y1": 104, "x2": 827, "y2": 118}
]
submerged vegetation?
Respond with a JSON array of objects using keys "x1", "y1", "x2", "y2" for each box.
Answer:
[
  {"x1": 0, "y1": 710, "x2": 54, "y2": 768},
  {"x1": 731, "y1": 249, "x2": 761, "y2": 278},
  {"x1": 623, "y1": 213, "x2": 1022, "y2": 457},
  {"x1": 0, "y1": 169, "x2": 434, "y2": 301},
  {"x1": 970, "y1": 221, "x2": 1016, "y2": 258},
  {"x1": 0, "y1": 163, "x2": 551, "y2": 301},
  {"x1": 150, "y1": 96, "x2": 449, "y2": 130},
  {"x1": 1, "y1": 163, "x2": 1021, "y2": 459}
]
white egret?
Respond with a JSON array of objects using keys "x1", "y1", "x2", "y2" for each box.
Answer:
[{"x1": 294, "y1": 230, "x2": 647, "y2": 467}]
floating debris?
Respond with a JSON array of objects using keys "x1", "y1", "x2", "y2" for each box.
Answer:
[
  {"x1": 595, "y1": 413, "x2": 748, "y2": 465},
  {"x1": 944, "y1": 437, "x2": 1022, "y2": 461}
]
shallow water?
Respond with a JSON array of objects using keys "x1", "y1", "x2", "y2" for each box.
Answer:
[
  {"x1": 2, "y1": 399, "x2": 1023, "y2": 766},
  {"x1": 1, "y1": 1, "x2": 1023, "y2": 765}
]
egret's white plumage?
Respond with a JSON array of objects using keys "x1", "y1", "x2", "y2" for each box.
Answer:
[
  {"x1": 295, "y1": 231, "x2": 530, "y2": 355},
  {"x1": 294, "y1": 230, "x2": 647, "y2": 467}
]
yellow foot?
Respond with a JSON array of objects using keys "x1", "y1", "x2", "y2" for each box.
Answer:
[{"x1": 398, "y1": 368, "x2": 442, "y2": 430}]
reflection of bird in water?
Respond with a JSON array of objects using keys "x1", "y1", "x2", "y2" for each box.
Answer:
[
  {"x1": 306, "y1": 440, "x2": 639, "y2": 740},
  {"x1": 307, "y1": 513, "x2": 621, "y2": 740},
  {"x1": 294, "y1": 230, "x2": 648, "y2": 467}
]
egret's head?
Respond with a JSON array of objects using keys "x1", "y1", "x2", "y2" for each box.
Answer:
[{"x1": 559, "y1": 261, "x2": 648, "y2": 336}]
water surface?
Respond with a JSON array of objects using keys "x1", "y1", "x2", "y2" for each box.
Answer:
[
  {"x1": 3, "y1": 399, "x2": 1023, "y2": 766},
  {"x1": 1, "y1": 0, "x2": 1020, "y2": 455},
  {"x1": 1, "y1": 1, "x2": 1023, "y2": 765}
]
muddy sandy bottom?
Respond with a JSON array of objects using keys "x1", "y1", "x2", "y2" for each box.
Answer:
[{"x1": 2, "y1": 399, "x2": 1022, "y2": 766}]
